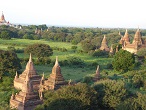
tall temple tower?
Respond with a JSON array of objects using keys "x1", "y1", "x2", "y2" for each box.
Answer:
[
  {"x1": 10, "y1": 72, "x2": 43, "y2": 110},
  {"x1": 100, "y1": 35, "x2": 109, "y2": 51},
  {"x1": 0, "y1": 11, "x2": 6, "y2": 23},
  {"x1": 132, "y1": 28, "x2": 143, "y2": 45},
  {"x1": 123, "y1": 29, "x2": 130, "y2": 43},
  {"x1": 14, "y1": 54, "x2": 41, "y2": 90},
  {"x1": 119, "y1": 29, "x2": 130, "y2": 44},
  {"x1": 43, "y1": 57, "x2": 67, "y2": 90}
]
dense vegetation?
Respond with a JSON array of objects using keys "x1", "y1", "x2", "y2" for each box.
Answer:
[
  {"x1": 0, "y1": 50, "x2": 22, "y2": 78},
  {"x1": 24, "y1": 43, "x2": 53, "y2": 58},
  {"x1": 0, "y1": 25, "x2": 146, "y2": 110},
  {"x1": 112, "y1": 49, "x2": 135, "y2": 72}
]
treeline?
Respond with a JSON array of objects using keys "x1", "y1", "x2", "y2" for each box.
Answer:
[
  {"x1": 1, "y1": 25, "x2": 146, "y2": 43},
  {"x1": 1, "y1": 25, "x2": 146, "y2": 55}
]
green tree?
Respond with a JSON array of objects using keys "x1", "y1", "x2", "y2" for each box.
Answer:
[
  {"x1": 23, "y1": 33, "x2": 33, "y2": 39},
  {"x1": 36, "y1": 83, "x2": 98, "y2": 110},
  {"x1": 0, "y1": 31, "x2": 11, "y2": 39},
  {"x1": 81, "y1": 38, "x2": 95, "y2": 52},
  {"x1": 112, "y1": 50, "x2": 135, "y2": 72},
  {"x1": 137, "y1": 48, "x2": 146, "y2": 57},
  {"x1": 93, "y1": 80, "x2": 128, "y2": 109},
  {"x1": 0, "y1": 50, "x2": 22, "y2": 78},
  {"x1": 24, "y1": 44, "x2": 53, "y2": 58},
  {"x1": 0, "y1": 76, "x2": 18, "y2": 110},
  {"x1": 117, "y1": 93, "x2": 146, "y2": 110}
]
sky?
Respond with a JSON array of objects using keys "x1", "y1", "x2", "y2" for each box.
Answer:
[{"x1": 0, "y1": 0, "x2": 146, "y2": 28}]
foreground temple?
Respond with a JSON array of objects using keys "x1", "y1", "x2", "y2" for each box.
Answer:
[
  {"x1": 10, "y1": 71, "x2": 43, "y2": 110},
  {"x1": 122, "y1": 28, "x2": 146, "y2": 54},
  {"x1": 14, "y1": 54, "x2": 41, "y2": 90},
  {"x1": 43, "y1": 57, "x2": 67, "y2": 90},
  {"x1": 100, "y1": 35, "x2": 110, "y2": 51}
]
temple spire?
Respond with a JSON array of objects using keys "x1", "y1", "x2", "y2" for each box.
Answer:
[
  {"x1": 96, "y1": 65, "x2": 100, "y2": 74},
  {"x1": 41, "y1": 73, "x2": 44, "y2": 81},
  {"x1": 0, "y1": 11, "x2": 6, "y2": 23},
  {"x1": 15, "y1": 71, "x2": 18, "y2": 79},
  {"x1": 25, "y1": 53, "x2": 35, "y2": 72},
  {"x1": 109, "y1": 45, "x2": 114, "y2": 54},
  {"x1": 116, "y1": 45, "x2": 119, "y2": 53},
  {"x1": 93, "y1": 65, "x2": 100, "y2": 81},
  {"x1": 132, "y1": 28, "x2": 142, "y2": 45},
  {"x1": 29, "y1": 53, "x2": 32, "y2": 62},
  {"x1": 55, "y1": 56, "x2": 59, "y2": 66},
  {"x1": 123, "y1": 29, "x2": 130, "y2": 43}
]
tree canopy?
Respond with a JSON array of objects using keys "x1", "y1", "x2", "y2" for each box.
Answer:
[
  {"x1": 81, "y1": 38, "x2": 95, "y2": 52},
  {"x1": 24, "y1": 43, "x2": 53, "y2": 58},
  {"x1": 112, "y1": 49, "x2": 135, "y2": 72},
  {"x1": 35, "y1": 83, "x2": 98, "y2": 110},
  {"x1": 93, "y1": 80, "x2": 128, "y2": 109},
  {"x1": 0, "y1": 50, "x2": 22, "y2": 78},
  {"x1": 137, "y1": 48, "x2": 146, "y2": 57}
]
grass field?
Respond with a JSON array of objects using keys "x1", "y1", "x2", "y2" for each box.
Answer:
[
  {"x1": 0, "y1": 38, "x2": 74, "y2": 49},
  {"x1": 21, "y1": 64, "x2": 95, "y2": 81},
  {"x1": 0, "y1": 38, "x2": 114, "y2": 81}
]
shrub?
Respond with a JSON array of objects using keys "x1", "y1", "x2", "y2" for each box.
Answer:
[
  {"x1": 71, "y1": 46, "x2": 77, "y2": 50},
  {"x1": 132, "y1": 74, "x2": 144, "y2": 88},
  {"x1": 66, "y1": 56, "x2": 85, "y2": 67},
  {"x1": 91, "y1": 49, "x2": 108, "y2": 57},
  {"x1": 34, "y1": 57, "x2": 51, "y2": 65},
  {"x1": 82, "y1": 76, "x2": 93, "y2": 84}
]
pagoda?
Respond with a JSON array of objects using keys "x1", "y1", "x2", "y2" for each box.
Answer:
[
  {"x1": 132, "y1": 28, "x2": 143, "y2": 45},
  {"x1": 10, "y1": 72, "x2": 43, "y2": 110},
  {"x1": 93, "y1": 65, "x2": 100, "y2": 82},
  {"x1": 100, "y1": 35, "x2": 110, "y2": 51},
  {"x1": 122, "y1": 28, "x2": 146, "y2": 54},
  {"x1": 0, "y1": 11, "x2": 6, "y2": 23},
  {"x1": 119, "y1": 29, "x2": 130, "y2": 44},
  {"x1": 14, "y1": 54, "x2": 41, "y2": 91},
  {"x1": 43, "y1": 57, "x2": 67, "y2": 90}
]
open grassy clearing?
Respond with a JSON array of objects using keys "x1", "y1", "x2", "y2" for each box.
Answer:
[
  {"x1": 1, "y1": 38, "x2": 114, "y2": 81},
  {"x1": 0, "y1": 38, "x2": 113, "y2": 63},
  {"x1": 21, "y1": 64, "x2": 95, "y2": 81},
  {"x1": 0, "y1": 38, "x2": 74, "y2": 49}
]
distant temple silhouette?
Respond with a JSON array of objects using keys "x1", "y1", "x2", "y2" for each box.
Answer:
[
  {"x1": 99, "y1": 28, "x2": 146, "y2": 54},
  {"x1": 0, "y1": 11, "x2": 10, "y2": 25},
  {"x1": 0, "y1": 12, "x2": 22, "y2": 28},
  {"x1": 100, "y1": 35, "x2": 110, "y2": 51},
  {"x1": 121, "y1": 28, "x2": 146, "y2": 54}
]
